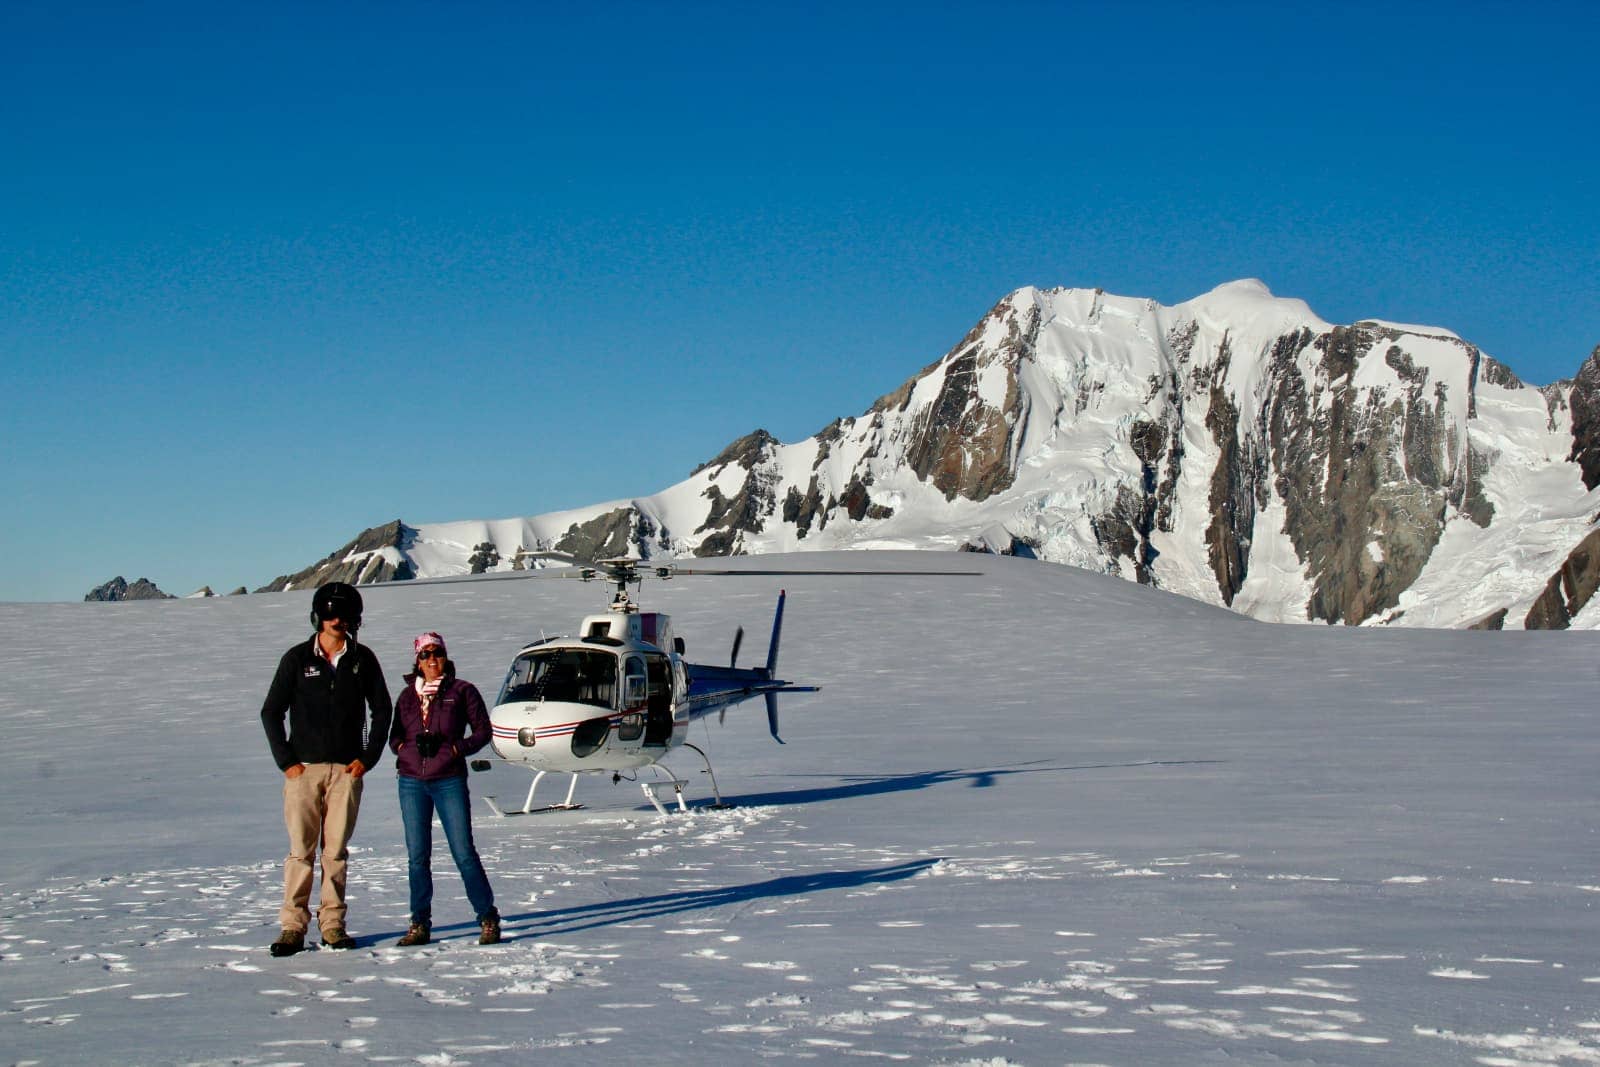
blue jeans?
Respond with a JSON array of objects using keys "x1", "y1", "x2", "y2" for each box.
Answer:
[{"x1": 397, "y1": 774, "x2": 496, "y2": 927}]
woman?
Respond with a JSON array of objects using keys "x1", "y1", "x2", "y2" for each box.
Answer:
[{"x1": 389, "y1": 631, "x2": 500, "y2": 946}]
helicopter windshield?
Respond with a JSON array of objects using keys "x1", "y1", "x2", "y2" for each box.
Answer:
[{"x1": 497, "y1": 649, "x2": 618, "y2": 710}]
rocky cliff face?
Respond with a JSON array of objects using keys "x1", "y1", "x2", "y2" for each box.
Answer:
[
  {"x1": 262, "y1": 281, "x2": 1600, "y2": 629},
  {"x1": 1523, "y1": 527, "x2": 1600, "y2": 629},
  {"x1": 1567, "y1": 346, "x2": 1600, "y2": 492}
]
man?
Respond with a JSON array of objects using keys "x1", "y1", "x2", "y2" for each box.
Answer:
[{"x1": 260, "y1": 581, "x2": 392, "y2": 956}]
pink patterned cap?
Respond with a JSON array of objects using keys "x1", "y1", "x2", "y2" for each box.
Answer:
[{"x1": 413, "y1": 632, "x2": 447, "y2": 656}]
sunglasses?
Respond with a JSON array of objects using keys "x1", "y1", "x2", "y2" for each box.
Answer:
[{"x1": 417, "y1": 648, "x2": 446, "y2": 660}]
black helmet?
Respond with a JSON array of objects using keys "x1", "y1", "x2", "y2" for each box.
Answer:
[{"x1": 310, "y1": 581, "x2": 363, "y2": 634}]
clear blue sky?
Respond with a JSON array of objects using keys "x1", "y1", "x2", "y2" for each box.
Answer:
[{"x1": 3, "y1": 1, "x2": 1596, "y2": 601}]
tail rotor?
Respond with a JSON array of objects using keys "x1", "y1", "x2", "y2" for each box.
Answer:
[{"x1": 721, "y1": 626, "x2": 745, "y2": 726}]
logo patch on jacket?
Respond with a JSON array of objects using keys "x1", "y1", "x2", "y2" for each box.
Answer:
[{"x1": 303, "y1": 665, "x2": 323, "y2": 678}]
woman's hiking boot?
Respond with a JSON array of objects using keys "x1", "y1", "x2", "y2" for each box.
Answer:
[{"x1": 396, "y1": 923, "x2": 430, "y2": 947}]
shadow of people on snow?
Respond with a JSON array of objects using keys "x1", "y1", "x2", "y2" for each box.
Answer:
[{"x1": 393, "y1": 858, "x2": 942, "y2": 942}]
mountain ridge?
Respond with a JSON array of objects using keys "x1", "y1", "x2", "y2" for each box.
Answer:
[{"x1": 256, "y1": 280, "x2": 1600, "y2": 630}]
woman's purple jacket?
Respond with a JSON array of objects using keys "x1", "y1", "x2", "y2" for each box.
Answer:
[{"x1": 387, "y1": 666, "x2": 493, "y2": 781}]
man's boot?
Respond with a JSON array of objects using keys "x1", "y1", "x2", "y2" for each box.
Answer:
[
  {"x1": 321, "y1": 926, "x2": 357, "y2": 950},
  {"x1": 269, "y1": 928, "x2": 305, "y2": 957}
]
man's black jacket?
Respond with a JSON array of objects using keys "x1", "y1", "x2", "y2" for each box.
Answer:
[{"x1": 261, "y1": 636, "x2": 393, "y2": 771}]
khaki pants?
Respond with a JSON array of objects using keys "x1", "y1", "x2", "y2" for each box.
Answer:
[{"x1": 279, "y1": 763, "x2": 363, "y2": 933}]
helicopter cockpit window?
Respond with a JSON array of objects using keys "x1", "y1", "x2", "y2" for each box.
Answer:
[{"x1": 496, "y1": 650, "x2": 617, "y2": 710}]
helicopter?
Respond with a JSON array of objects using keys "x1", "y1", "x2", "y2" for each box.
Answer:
[
  {"x1": 400, "y1": 552, "x2": 978, "y2": 815},
  {"x1": 468, "y1": 556, "x2": 820, "y2": 816}
]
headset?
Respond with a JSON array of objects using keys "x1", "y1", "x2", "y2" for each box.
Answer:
[{"x1": 310, "y1": 581, "x2": 363, "y2": 635}]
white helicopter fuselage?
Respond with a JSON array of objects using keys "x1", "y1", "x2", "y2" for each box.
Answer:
[
  {"x1": 488, "y1": 609, "x2": 692, "y2": 775},
  {"x1": 474, "y1": 580, "x2": 817, "y2": 813}
]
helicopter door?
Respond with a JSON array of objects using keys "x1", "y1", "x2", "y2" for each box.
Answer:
[
  {"x1": 618, "y1": 655, "x2": 648, "y2": 744},
  {"x1": 669, "y1": 656, "x2": 689, "y2": 738},
  {"x1": 643, "y1": 653, "x2": 673, "y2": 745}
]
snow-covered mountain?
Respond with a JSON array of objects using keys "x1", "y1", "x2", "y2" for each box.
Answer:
[{"x1": 261, "y1": 281, "x2": 1600, "y2": 629}]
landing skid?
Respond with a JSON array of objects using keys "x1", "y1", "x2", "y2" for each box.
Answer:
[
  {"x1": 479, "y1": 744, "x2": 733, "y2": 817},
  {"x1": 481, "y1": 797, "x2": 585, "y2": 817},
  {"x1": 640, "y1": 743, "x2": 733, "y2": 815},
  {"x1": 482, "y1": 769, "x2": 583, "y2": 817}
]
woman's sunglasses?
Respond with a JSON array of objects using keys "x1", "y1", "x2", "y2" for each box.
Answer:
[{"x1": 417, "y1": 648, "x2": 446, "y2": 659}]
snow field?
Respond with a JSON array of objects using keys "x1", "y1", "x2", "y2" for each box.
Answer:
[{"x1": 2, "y1": 552, "x2": 1597, "y2": 1064}]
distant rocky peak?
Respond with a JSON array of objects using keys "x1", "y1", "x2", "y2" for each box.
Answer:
[
  {"x1": 254, "y1": 519, "x2": 414, "y2": 592},
  {"x1": 85, "y1": 576, "x2": 173, "y2": 602},
  {"x1": 691, "y1": 429, "x2": 779, "y2": 477}
]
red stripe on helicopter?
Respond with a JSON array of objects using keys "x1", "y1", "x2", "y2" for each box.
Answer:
[{"x1": 492, "y1": 714, "x2": 623, "y2": 742}]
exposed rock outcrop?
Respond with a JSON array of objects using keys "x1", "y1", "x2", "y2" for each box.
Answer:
[
  {"x1": 691, "y1": 429, "x2": 779, "y2": 476},
  {"x1": 693, "y1": 430, "x2": 782, "y2": 556},
  {"x1": 1202, "y1": 338, "x2": 1256, "y2": 603},
  {"x1": 555, "y1": 507, "x2": 643, "y2": 562},
  {"x1": 1467, "y1": 608, "x2": 1508, "y2": 631},
  {"x1": 1255, "y1": 326, "x2": 1464, "y2": 623},
  {"x1": 255, "y1": 520, "x2": 413, "y2": 592},
  {"x1": 1523, "y1": 527, "x2": 1600, "y2": 629},
  {"x1": 1568, "y1": 346, "x2": 1600, "y2": 491},
  {"x1": 467, "y1": 542, "x2": 500, "y2": 574},
  {"x1": 85, "y1": 577, "x2": 173, "y2": 602},
  {"x1": 960, "y1": 529, "x2": 1040, "y2": 558},
  {"x1": 886, "y1": 313, "x2": 1022, "y2": 503}
]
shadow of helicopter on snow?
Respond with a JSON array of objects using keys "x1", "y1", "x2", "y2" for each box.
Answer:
[
  {"x1": 392, "y1": 858, "x2": 942, "y2": 941},
  {"x1": 694, "y1": 757, "x2": 1227, "y2": 810}
]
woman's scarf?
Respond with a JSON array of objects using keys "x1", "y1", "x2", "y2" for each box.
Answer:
[{"x1": 414, "y1": 675, "x2": 443, "y2": 726}]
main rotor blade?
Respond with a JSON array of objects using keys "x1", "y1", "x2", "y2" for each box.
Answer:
[
  {"x1": 345, "y1": 566, "x2": 591, "y2": 591},
  {"x1": 321, "y1": 559, "x2": 985, "y2": 592},
  {"x1": 668, "y1": 568, "x2": 984, "y2": 577}
]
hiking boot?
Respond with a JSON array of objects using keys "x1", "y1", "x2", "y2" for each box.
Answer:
[
  {"x1": 478, "y1": 912, "x2": 501, "y2": 946},
  {"x1": 320, "y1": 927, "x2": 357, "y2": 950},
  {"x1": 269, "y1": 928, "x2": 305, "y2": 957},
  {"x1": 396, "y1": 923, "x2": 430, "y2": 947}
]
